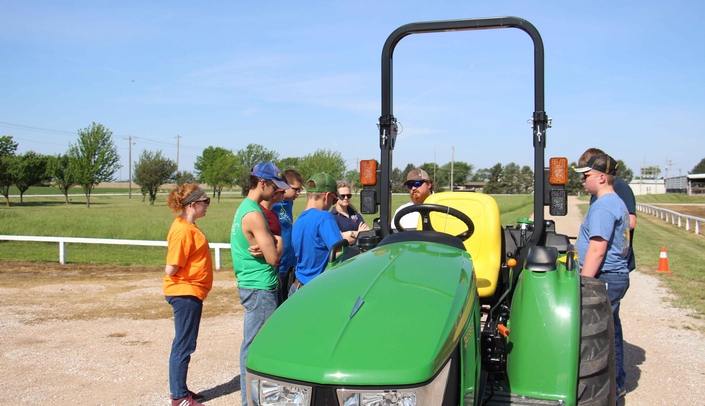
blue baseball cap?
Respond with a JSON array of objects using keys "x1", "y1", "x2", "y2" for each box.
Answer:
[{"x1": 251, "y1": 162, "x2": 290, "y2": 190}]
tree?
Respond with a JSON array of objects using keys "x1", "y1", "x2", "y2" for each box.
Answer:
[
  {"x1": 195, "y1": 146, "x2": 239, "y2": 202},
  {"x1": 519, "y1": 165, "x2": 534, "y2": 194},
  {"x1": 0, "y1": 135, "x2": 18, "y2": 157},
  {"x1": 565, "y1": 161, "x2": 585, "y2": 195},
  {"x1": 471, "y1": 168, "x2": 491, "y2": 182},
  {"x1": 502, "y1": 162, "x2": 522, "y2": 194},
  {"x1": 390, "y1": 163, "x2": 415, "y2": 193},
  {"x1": 67, "y1": 123, "x2": 120, "y2": 208},
  {"x1": 235, "y1": 144, "x2": 279, "y2": 196},
  {"x1": 173, "y1": 170, "x2": 197, "y2": 185},
  {"x1": 616, "y1": 160, "x2": 634, "y2": 182},
  {"x1": 691, "y1": 158, "x2": 705, "y2": 174},
  {"x1": 343, "y1": 169, "x2": 361, "y2": 191},
  {"x1": 296, "y1": 149, "x2": 346, "y2": 183},
  {"x1": 431, "y1": 161, "x2": 474, "y2": 191},
  {"x1": 133, "y1": 150, "x2": 177, "y2": 205},
  {"x1": 10, "y1": 151, "x2": 49, "y2": 203},
  {"x1": 277, "y1": 157, "x2": 300, "y2": 171},
  {"x1": 46, "y1": 154, "x2": 77, "y2": 204},
  {"x1": 390, "y1": 167, "x2": 403, "y2": 193},
  {"x1": 0, "y1": 135, "x2": 19, "y2": 206},
  {"x1": 483, "y1": 163, "x2": 504, "y2": 194}
]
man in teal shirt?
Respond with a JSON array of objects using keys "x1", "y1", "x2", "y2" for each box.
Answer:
[{"x1": 230, "y1": 162, "x2": 289, "y2": 406}]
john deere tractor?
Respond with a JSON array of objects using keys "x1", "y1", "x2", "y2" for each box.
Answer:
[{"x1": 245, "y1": 17, "x2": 616, "y2": 406}]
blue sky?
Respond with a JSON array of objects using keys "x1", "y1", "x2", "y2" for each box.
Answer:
[{"x1": 1, "y1": 0, "x2": 703, "y2": 181}]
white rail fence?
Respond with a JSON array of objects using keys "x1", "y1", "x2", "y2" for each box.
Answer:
[
  {"x1": 636, "y1": 203, "x2": 704, "y2": 236},
  {"x1": 0, "y1": 235, "x2": 231, "y2": 269},
  {"x1": 3, "y1": 203, "x2": 701, "y2": 266}
]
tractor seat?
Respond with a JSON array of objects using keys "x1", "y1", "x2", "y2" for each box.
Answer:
[{"x1": 423, "y1": 192, "x2": 503, "y2": 298}]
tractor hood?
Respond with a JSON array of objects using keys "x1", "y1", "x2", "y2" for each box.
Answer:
[{"x1": 247, "y1": 240, "x2": 477, "y2": 386}]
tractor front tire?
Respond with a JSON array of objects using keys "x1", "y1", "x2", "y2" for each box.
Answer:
[{"x1": 577, "y1": 276, "x2": 616, "y2": 406}]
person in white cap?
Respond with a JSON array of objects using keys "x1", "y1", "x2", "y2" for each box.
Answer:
[{"x1": 392, "y1": 168, "x2": 434, "y2": 230}]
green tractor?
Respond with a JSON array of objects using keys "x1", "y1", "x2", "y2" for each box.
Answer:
[{"x1": 245, "y1": 17, "x2": 616, "y2": 406}]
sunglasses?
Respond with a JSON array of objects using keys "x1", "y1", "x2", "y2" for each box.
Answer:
[
  {"x1": 327, "y1": 192, "x2": 339, "y2": 202},
  {"x1": 406, "y1": 180, "x2": 426, "y2": 189},
  {"x1": 581, "y1": 172, "x2": 599, "y2": 181},
  {"x1": 338, "y1": 194, "x2": 352, "y2": 199},
  {"x1": 194, "y1": 197, "x2": 211, "y2": 205},
  {"x1": 292, "y1": 187, "x2": 302, "y2": 193}
]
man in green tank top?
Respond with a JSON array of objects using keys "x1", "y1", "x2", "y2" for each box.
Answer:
[{"x1": 230, "y1": 162, "x2": 289, "y2": 406}]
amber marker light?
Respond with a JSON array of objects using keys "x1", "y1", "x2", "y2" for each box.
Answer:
[
  {"x1": 549, "y1": 157, "x2": 568, "y2": 185},
  {"x1": 360, "y1": 160, "x2": 378, "y2": 186}
]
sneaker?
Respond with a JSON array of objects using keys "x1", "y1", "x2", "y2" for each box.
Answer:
[
  {"x1": 188, "y1": 390, "x2": 205, "y2": 400},
  {"x1": 616, "y1": 387, "x2": 627, "y2": 405},
  {"x1": 171, "y1": 394, "x2": 204, "y2": 406}
]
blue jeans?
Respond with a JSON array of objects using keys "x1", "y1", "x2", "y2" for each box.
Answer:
[
  {"x1": 239, "y1": 287, "x2": 278, "y2": 406},
  {"x1": 598, "y1": 272, "x2": 630, "y2": 393},
  {"x1": 166, "y1": 295, "x2": 203, "y2": 400}
]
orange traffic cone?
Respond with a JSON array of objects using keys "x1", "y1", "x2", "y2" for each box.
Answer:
[{"x1": 656, "y1": 246, "x2": 671, "y2": 273}]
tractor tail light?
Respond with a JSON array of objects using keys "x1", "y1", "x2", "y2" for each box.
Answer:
[
  {"x1": 549, "y1": 157, "x2": 568, "y2": 185},
  {"x1": 360, "y1": 160, "x2": 378, "y2": 186}
]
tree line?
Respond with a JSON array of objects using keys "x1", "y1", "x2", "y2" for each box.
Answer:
[
  {"x1": 0, "y1": 122, "x2": 358, "y2": 207},
  {"x1": 0, "y1": 123, "x2": 120, "y2": 207},
  {"x1": 4, "y1": 122, "x2": 703, "y2": 207}
]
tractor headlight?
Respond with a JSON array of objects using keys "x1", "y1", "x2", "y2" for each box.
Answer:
[
  {"x1": 336, "y1": 361, "x2": 451, "y2": 406},
  {"x1": 247, "y1": 372, "x2": 312, "y2": 406}
]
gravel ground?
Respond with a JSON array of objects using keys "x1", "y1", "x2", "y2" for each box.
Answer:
[{"x1": 1, "y1": 196, "x2": 703, "y2": 405}]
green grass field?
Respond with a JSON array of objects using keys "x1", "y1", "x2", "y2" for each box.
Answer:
[{"x1": 636, "y1": 194, "x2": 705, "y2": 204}]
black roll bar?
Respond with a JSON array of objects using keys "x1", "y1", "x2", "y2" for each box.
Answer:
[{"x1": 377, "y1": 17, "x2": 548, "y2": 244}]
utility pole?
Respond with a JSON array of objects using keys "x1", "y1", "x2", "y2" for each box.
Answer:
[
  {"x1": 450, "y1": 146, "x2": 455, "y2": 192},
  {"x1": 175, "y1": 135, "x2": 182, "y2": 172},
  {"x1": 665, "y1": 158, "x2": 674, "y2": 179},
  {"x1": 123, "y1": 137, "x2": 136, "y2": 199}
]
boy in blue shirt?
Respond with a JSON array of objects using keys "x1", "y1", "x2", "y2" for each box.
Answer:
[
  {"x1": 289, "y1": 172, "x2": 355, "y2": 297},
  {"x1": 574, "y1": 153, "x2": 631, "y2": 402}
]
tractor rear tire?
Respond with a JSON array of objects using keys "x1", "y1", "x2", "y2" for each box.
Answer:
[{"x1": 577, "y1": 276, "x2": 616, "y2": 406}]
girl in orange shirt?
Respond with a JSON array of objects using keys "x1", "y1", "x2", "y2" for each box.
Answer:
[{"x1": 163, "y1": 184, "x2": 213, "y2": 406}]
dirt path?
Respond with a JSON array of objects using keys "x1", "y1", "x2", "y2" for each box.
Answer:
[{"x1": 1, "y1": 197, "x2": 703, "y2": 405}]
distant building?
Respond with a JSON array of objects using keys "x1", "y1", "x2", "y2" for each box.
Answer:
[
  {"x1": 628, "y1": 178, "x2": 665, "y2": 195},
  {"x1": 454, "y1": 182, "x2": 487, "y2": 192},
  {"x1": 663, "y1": 174, "x2": 705, "y2": 195}
]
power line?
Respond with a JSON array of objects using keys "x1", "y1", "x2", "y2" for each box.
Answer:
[
  {"x1": 0, "y1": 121, "x2": 75, "y2": 136},
  {"x1": 0, "y1": 120, "x2": 201, "y2": 149}
]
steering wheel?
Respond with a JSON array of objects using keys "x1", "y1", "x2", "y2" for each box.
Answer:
[{"x1": 393, "y1": 203, "x2": 475, "y2": 241}]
